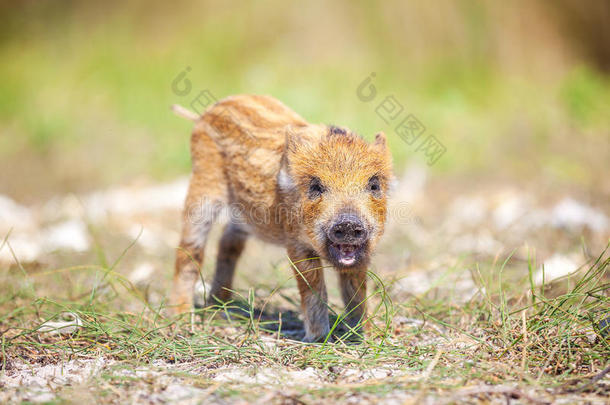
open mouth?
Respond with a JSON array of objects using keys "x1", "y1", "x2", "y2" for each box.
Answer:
[{"x1": 328, "y1": 243, "x2": 365, "y2": 267}]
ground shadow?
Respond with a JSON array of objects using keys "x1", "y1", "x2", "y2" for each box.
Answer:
[{"x1": 199, "y1": 300, "x2": 360, "y2": 343}]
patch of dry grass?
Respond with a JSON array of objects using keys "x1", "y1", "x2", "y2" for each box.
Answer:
[{"x1": 1, "y1": 230, "x2": 608, "y2": 403}]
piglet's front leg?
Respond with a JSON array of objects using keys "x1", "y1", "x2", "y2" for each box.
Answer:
[
  {"x1": 288, "y1": 246, "x2": 330, "y2": 343},
  {"x1": 338, "y1": 269, "x2": 368, "y2": 338}
]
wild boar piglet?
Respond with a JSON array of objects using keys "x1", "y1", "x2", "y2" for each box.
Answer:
[{"x1": 172, "y1": 95, "x2": 392, "y2": 342}]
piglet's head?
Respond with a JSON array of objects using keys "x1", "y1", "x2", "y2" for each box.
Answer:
[{"x1": 279, "y1": 125, "x2": 393, "y2": 270}]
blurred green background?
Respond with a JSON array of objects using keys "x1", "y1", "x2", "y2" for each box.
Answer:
[{"x1": 1, "y1": 0, "x2": 609, "y2": 202}]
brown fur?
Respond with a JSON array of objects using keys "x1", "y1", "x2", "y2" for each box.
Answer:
[{"x1": 172, "y1": 95, "x2": 392, "y2": 342}]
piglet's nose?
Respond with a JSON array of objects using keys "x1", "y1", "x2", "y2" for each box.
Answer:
[{"x1": 328, "y1": 215, "x2": 367, "y2": 244}]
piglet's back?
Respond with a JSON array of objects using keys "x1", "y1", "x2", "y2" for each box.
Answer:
[{"x1": 191, "y1": 94, "x2": 308, "y2": 205}]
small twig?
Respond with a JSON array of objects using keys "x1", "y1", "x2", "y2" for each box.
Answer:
[
  {"x1": 457, "y1": 385, "x2": 550, "y2": 405},
  {"x1": 537, "y1": 341, "x2": 562, "y2": 382},
  {"x1": 397, "y1": 316, "x2": 445, "y2": 335},
  {"x1": 590, "y1": 365, "x2": 610, "y2": 384},
  {"x1": 421, "y1": 349, "x2": 442, "y2": 381},
  {"x1": 568, "y1": 365, "x2": 610, "y2": 393},
  {"x1": 521, "y1": 310, "x2": 528, "y2": 371}
]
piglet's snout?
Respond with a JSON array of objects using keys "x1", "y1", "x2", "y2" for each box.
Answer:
[{"x1": 327, "y1": 214, "x2": 368, "y2": 245}]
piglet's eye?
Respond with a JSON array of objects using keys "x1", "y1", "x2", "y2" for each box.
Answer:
[
  {"x1": 308, "y1": 177, "x2": 325, "y2": 199},
  {"x1": 367, "y1": 176, "x2": 382, "y2": 196}
]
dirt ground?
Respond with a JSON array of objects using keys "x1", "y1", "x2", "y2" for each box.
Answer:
[{"x1": 1, "y1": 165, "x2": 608, "y2": 404}]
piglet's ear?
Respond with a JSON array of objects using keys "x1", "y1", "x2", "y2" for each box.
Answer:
[
  {"x1": 374, "y1": 131, "x2": 387, "y2": 149},
  {"x1": 284, "y1": 127, "x2": 304, "y2": 154},
  {"x1": 285, "y1": 126, "x2": 319, "y2": 155},
  {"x1": 279, "y1": 129, "x2": 299, "y2": 192},
  {"x1": 277, "y1": 165, "x2": 296, "y2": 192}
]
